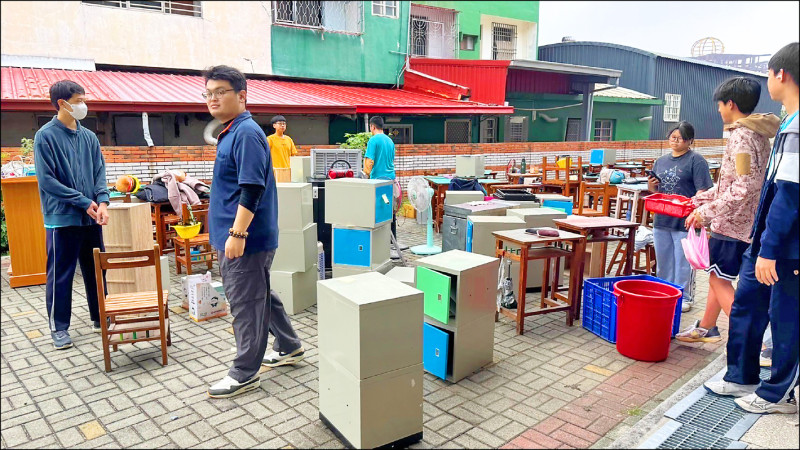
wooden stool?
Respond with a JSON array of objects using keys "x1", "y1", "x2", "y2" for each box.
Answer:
[{"x1": 607, "y1": 241, "x2": 656, "y2": 276}]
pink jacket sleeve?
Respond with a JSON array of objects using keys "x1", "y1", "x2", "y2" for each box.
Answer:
[{"x1": 694, "y1": 131, "x2": 761, "y2": 223}]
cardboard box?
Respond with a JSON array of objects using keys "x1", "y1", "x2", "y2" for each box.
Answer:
[{"x1": 180, "y1": 272, "x2": 227, "y2": 322}]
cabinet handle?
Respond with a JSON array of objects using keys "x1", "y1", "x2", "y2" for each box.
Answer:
[
  {"x1": 435, "y1": 348, "x2": 440, "y2": 357},
  {"x1": 450, "y1": 225, "x2": 458, "y2": 234},
  {"x1": 437, "y1": 293, "x2": 442, "y2": 302},
  {"x1": 358, "y1": 245, "x2": 363, "y2": 251}
]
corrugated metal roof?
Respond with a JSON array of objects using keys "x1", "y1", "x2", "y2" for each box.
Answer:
[
  {"x1": 408, "y1": 59, "x2": 510, "y2": 105},
  {"x1": 594, "y1": 83, "x2": 657, "y2": 100},
  {"x1": 539, "y1": 41, "x2": 768, "y2": 78},
  {"x1": 0, "y1": 67, "x2": 512, "y2": 115}
]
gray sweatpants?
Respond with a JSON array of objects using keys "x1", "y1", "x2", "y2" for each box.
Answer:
[{"x1": 218, "y1": 249, "x2": 302, "y2": 383}]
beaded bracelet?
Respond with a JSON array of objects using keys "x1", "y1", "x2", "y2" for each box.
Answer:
[{"x1": 228, "y1": 228, "x2": 249, "y2": 239}]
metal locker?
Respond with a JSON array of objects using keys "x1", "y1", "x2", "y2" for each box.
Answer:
[
  {"x1": 271, "y1": 264, "x2": 318, "y2": 315},
  {"x1": 455, "y1": 155, "x2": 485, "y2": 178},
  {"x1": 331, "y1": 260, "x2": 392, "y2": 278},
  {"x1": 441, "y1": 215, "x2": 468, "y2": 252},
  {"x1": 272, "y1": 223, "x2": 317, "y2": 272},
  {"x1": 332, "y1": 223, "x2": 390, "y2": 268},
  {"x1": 325, "y1": 178, "x2": 393, "y2": 228},
  {"x1": 276, "y1": 182, "x2": 313, "y2": 230}
]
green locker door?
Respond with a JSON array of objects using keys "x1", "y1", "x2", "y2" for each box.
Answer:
[{"x1": 416, "y1": 266, "x2": 452, "y2": 323}]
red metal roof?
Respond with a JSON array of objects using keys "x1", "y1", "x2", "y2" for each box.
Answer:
[
  {"x1": 0, "y1": 67, "x2": 512, "y2": 115},
  {"x1": 408, "y1": 59, "x2": 511, "y2": 105}
]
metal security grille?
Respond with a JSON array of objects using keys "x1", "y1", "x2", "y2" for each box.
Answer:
[
  {"x1": 664, "y1": 93, "x2": 682, "y2": 122},
  {"x1": 82, "y1": 0, "x2": 202, "y2": 17},
  {"x1": 657, "y1": 424, "x2": 733, "y2": 449},
  {"x1": 675, "y1": 395, "x2": 748, "y2": 436},
  {"x1": 565, "y1": 118, "x2": 581, "y2": 141},
  {"x1": 409, "y1": 4, "x2": 458, "y2": 58},
  {"x1": 445, "y1": 120, "x2": 471, "y2": 143},
  {"x1": 273, "y1": 1, "x2": 363, "y2": 34},
  {"x1": 492, "y1": 23, "x2": 517, "y2": 60}
]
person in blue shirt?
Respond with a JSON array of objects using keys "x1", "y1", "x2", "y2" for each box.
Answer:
[
  {"x1": 364, "y1": 116, "x2": 400, "y2": 244},
  {"x1": 705, "y1": 42, "x2": 799, "y2": 414},
  {"x1": 202, "y1": 66, "x2": 304, "y2": 399},
  {"x1": 34, "y1": 80, "x2": 110, "y2": 350}
]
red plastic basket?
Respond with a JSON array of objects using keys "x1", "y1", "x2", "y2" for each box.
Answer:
[{"x1": 644, "y1": 193, "x2": 695, "y2": 218}]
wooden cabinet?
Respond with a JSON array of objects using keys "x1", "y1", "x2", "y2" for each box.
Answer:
[
  {"x1": 2, "y1": 176, "x2": 47, "y2": 288},
  {"x1": 104, "y1": 203, "x2": 156, "y2": 294}
]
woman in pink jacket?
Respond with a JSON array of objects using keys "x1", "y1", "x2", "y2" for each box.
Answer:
[{"x1": 677, "y1": 77, "x2": 780, "y2": 342}]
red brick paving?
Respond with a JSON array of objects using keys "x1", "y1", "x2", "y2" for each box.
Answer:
[{"x1": 505, "y1": 345, "x2": 716, "y2": 449}]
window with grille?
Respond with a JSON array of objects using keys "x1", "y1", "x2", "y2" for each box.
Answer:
[
  {"x1": 273, "y1": 1, "x2": 362, "y2": 33},
  {"x1": 385, "y1": 125, "x2": 413, "y2": 145},
  {"x1": 492, "y1": 23, "x2": 517, "y2": 60},
  {"x1": 445, "y1": 120, "x2": 471, "y2": 143},
  {"x1": 593, "y1": 120, "x2": 613, "y2": 141},
  {"x1": 480, "y1": 117, "x2": 497, "y2": 143},
  {"x1": 505, "y1": 116, "x2": 528, "y2": 142},
  {"x1": 81, "y1": 1, "x2": 202, "y2": 17},
  {"x1": 411, "y1": 15, "x2": 429, "y2": 56},
  {"x1": 372, "y1": 1, "x2": 398, "y2": 18},
  {"x1": 663, "y1": 93, "x2": 681, "y2": 122},
  {"x1": 565, "y1": 118, "x2": 581, "y2": 141}
]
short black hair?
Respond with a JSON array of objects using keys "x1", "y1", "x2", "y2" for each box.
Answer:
[
  {"x1": 49, "y1": 80, "x2": 85, "y2": 111},
  {"x1": 271, "y1": 115, "x2": 286, "y2": 124},
  {"x1": 712, "y1": 77, "x2": 761, "y2": 114},
  {"x1": 667, "y1": 121, "x2": 695, "y2": 142},
  {"x1": 768, "y1": 42, "x2": 799, "y2": 87},
  {"x1": 369, "y1": 116, "x2": 384, "y2": 130},
  {"x1": 202, "y1": 65, "x2": 247, "y2": 92}
]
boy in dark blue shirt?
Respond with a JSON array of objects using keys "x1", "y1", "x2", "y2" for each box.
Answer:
[
  {"x1": 34, "y1": 80, "x2": 110, "y2": 350},
  {"x1": 202, "y1": 66, "x2": 304, "y2": 399},
  {"x1": 705, "y1": 42, "x2": 799, "y2": 414}
]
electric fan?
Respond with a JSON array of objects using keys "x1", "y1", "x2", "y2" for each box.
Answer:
[{"x1": 407, "y1": 177, "x2": 442, "y2": 255}]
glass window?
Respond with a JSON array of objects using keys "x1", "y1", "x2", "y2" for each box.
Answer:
[
  {"x1": 663, "y1": 93, "x2": 681, "y2": 122},
  {"x1": 593, "y1": 119, "x2": 613, "y2": 141}
]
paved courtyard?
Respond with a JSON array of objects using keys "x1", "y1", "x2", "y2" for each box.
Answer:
[{"x1": 1, "y1": 216, "x2": 730, "y2": 449}]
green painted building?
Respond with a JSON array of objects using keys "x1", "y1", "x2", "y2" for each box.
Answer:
[
  {"x1": 412, "y1": 1, "x2": 539, "y2": 60},
  {"x1": 270, "y1": 1, "x2": 409, "y2": 85}
]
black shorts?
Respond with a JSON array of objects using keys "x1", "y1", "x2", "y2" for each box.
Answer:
[{"x1": 705, "y1": 235, "x2": 750, "y2": 281}]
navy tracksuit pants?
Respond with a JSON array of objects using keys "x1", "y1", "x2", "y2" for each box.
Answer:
[
  {"x1": 45, "y1": 225, "x2": 105, "y2": 332},
  {"x1": 723, "y1": 246, "x2": 799, "y2": 403}
]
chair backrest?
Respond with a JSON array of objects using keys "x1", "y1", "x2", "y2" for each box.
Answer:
[
  {"x1": 93, "y1": 245, "x2": 164, "y2": 311},
  {"x1": 181, "y1": 202, "x2": 210, "y2": 232},
  {"x1": 577, "y1": 181, "x2": 611, "y2": 215}
]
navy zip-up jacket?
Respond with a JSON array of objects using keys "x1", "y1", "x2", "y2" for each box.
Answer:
[
  {"x1": 33, "y1": 116, "x2": 110, "y2": 227},
  {"x1": 750, "y1": 113, "x2": 799, "y2": 261}
]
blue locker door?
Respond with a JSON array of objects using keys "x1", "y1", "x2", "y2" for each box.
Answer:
[
  {"x1": 374, "y1": 184, "x2": 394, "y2": 225},
  {"x1": 333, "y1": 228, "x2": 371, "y2": 267},
  {"x1": 423, "y1": 323, "x2": 450, "y2": 380}
]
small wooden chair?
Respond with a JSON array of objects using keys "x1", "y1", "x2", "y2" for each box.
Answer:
[
  {"x1": 573, "y1": 181, "x2": 612, "y2": 217},
  {"x1": 541, "y1": 156, "x2": 583, "y2": 202},
  {"x1": 172, "y1": 202, "x2": 216, "y2": 275},
  {"x1": 93, "y1": 244, "x2": 170, "y2": 372},
  {"x1": 607, "y1": 240, "x2": 657, "y2": 276}
]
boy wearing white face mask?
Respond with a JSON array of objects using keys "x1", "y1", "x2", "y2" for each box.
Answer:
[{"x1": 34, "y1": 80, "x2": 110, "y2": 350}]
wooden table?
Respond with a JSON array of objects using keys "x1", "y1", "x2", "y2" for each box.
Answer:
[
  {"x1": 424, "y1": 176, "x2": 451, "y2": 232},
  {"x1": 492, "y1": 228, "x2": 587, "y2": 335},
  {"x1": 708, "y1": 162, "x2": 721, "y2": 183},
  {"x1": 506, "y1": 172, "x2": 543, "y2": 185},
  {"x1": 613, "y1": 163, "x2": 646, "y2": 177},
  {"x1": 552, "y1": 216, "x2": 638, "y2": 319},
  {"x1": 2, "y1": 176, "x2": 46, "y2": 287}
]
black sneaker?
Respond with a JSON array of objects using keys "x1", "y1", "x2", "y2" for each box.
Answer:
[
  {"x1": 207, "y1": 375, "x2": 260, "y2": 398},
  {"x1": 262, "y1": 347, "x2": 305, "y2": 368}
]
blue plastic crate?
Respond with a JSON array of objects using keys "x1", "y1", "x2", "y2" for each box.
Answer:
[{"x1": 582, "y1": 275, "x2": 684, "y2": 343}]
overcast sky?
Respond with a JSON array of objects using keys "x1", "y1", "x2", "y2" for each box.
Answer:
[{"x1": 538, "y1": 1, "x2": 800, "y2": 58}]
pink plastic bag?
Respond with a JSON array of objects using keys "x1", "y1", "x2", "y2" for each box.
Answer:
[{"x1": 681, "y1": 227, "x2": 710, "y2": 270}]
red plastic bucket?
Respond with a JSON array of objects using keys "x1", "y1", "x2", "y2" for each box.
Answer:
[{"x1": 614, "y1": 279, "x2": 682, "y2": 362}]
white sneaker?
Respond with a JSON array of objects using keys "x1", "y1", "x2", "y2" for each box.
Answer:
[
  {"x1": 262, "y1": 347, "x2": 305, "y2": 368},
  {"x1": 704, "y1": 380, "x2": 758, "y2": 397},
  {"x1": 735, "y1": 393, "x2": 797, "y2": 414},
  {"x1": 681, "y1": 300, "x2": 694, "y2": 312},
  {"x1": 207, "y1": 375, "x2": 260, "y2": 398}
]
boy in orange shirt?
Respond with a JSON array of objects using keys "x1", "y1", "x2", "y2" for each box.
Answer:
[{"x1": 267, "y1": 115, "x2": 297, "y2": 169}]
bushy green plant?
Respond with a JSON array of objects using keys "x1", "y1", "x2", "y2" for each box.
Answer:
[
  {"x1": 339, "y1": 132, "x2": 372, "y2": 156},
  {"x1": 20, "y1": 138, "x2": 34, "y2": 157}
]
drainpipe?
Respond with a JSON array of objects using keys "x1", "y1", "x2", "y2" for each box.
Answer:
[{"x1": 364, "y1": 113, "x2": 370, "y2": 133}]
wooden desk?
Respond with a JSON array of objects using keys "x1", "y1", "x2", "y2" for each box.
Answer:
[
  {"x1": 424, "y1": 176, "x2": 451, "y2": 233},
  {"x1": 506, "y1": 172, "x2": 543, "y2": 185},
  {"x1": 552, "y1": 216, "x2": 638, "y2": 319},
  {"x1": 2, "y1": 176, "x2": 46, "y2": 287},
  {"x1": 613, "y1": 183, "x2": 652, "y2": 225},
  {"x1": 492, "y1": 228, "x2": 586, "y2": 335}
]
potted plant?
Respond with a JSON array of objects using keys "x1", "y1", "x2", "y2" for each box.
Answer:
[{"x1": 172, "y1": 204, "x2": 201, "y2": 239}]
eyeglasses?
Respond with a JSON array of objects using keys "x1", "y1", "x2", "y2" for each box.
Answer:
[
  {"x1": 202, "y1": 89, "x2": 235, "y2": 100},
  {"x1": 669, "y1": 136, "x2": 684, "y2": 142}
]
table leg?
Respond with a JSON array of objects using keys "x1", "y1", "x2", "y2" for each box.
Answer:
[
  {"x1": 570, "y1": 238, "x2": 587, "y2": 326},
  {"x1": 624, "y1": 227, "x2": 636, "y2": 275},
  {"x1": 631, "y1": 191, "x2": 640, "y2": 225},
  {"x1": 541, "y1": 255, "x2": 551, "y2": 308},
  {"x1": 614, "y1": 192, "x2": 623, "y2": 219},
  {"x1": 154, "y1": 204, "x2": 165, "y2": 256},
  {"x1": 517, "y1": 246, "x2": 529, "y2": 335}
]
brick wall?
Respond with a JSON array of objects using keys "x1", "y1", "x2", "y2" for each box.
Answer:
[{"x1": 2, "y1": 140, "x2": 725, "y2": 185}]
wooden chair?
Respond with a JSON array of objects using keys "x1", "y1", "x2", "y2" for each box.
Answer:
[
  {"x1": 541, "y1": 156, "x2": 583, "y2": 202},
  {"x1": 573, "y1": 181, "x2": 612, "y2": 217},
  {"x1": 93, "y1": 244, "x2": 170, "y2": 372},
  {"x1": 607, "y1": 241, "x2": 656, "y2": 276},
  {"x1": 172, "y1": 202, "x2": 216, "y2": 275}
]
